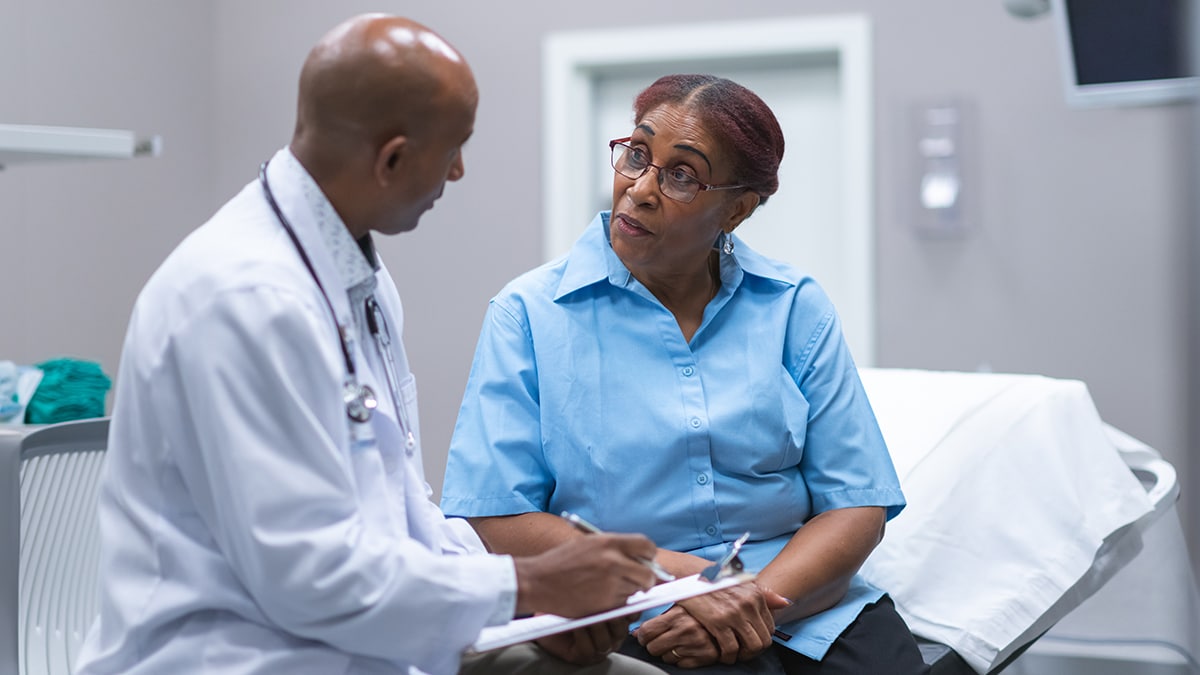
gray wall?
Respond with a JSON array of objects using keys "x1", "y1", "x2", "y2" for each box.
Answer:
[
  {"x1": 0, "y1": 1, "x2": 216, "y2": 374},
  {"x1": 2, "y1": 2, "x2": 1194, "y2": 567}
]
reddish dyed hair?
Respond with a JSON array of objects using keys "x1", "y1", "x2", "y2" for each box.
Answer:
[{"x1": 633, "y1": 74, "x2": 785, "y2": 206}]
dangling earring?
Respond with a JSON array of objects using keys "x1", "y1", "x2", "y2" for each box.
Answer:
[{"x1": 722, "y1": 232, "x2": 735, "y2": 255}]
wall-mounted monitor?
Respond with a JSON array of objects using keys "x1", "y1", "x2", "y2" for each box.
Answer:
[{"x1": 1053, "y1": 0, "x2": 1197, "y2": 108}]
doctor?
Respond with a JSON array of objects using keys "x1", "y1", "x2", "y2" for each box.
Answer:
[{"x1": 75, "y1": 14, "x2": 663, "y2": 675}]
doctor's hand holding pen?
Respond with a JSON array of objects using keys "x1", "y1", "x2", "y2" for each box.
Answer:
[
  {"x1": 510, "y1": 531, "x2": 659, "y2": 620},
  {"x1": 482, "y1": 513, "x2": 663, "y2": 665}
]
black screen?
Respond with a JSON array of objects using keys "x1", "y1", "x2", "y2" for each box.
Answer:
[{"x1": 1066, "y1": 0, "x2": 1192, "y2": 85}]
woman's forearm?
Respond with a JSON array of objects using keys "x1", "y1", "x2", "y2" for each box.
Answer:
[
  {"x1": 468, "y1": 512, "x2": 582, "y2": 555},
  {"x1": 654, "y1": 548, "x2": 718, "y2": 578},
  {"x1": 755, "y1": 506, "x2": 886, "y2": 624}
]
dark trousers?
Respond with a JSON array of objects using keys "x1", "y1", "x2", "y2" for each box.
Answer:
[{"x1": 618, "y1": 595, "x2": 930, "y2": 675}]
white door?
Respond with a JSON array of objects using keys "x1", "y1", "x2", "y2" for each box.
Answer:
[{"x1": 543, "y1": 15, "x2": 876, "y2": 364}]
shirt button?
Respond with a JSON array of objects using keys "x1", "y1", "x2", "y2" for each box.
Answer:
[
  {"x1": 682, "y1": 366, "x2": 695, "y2": 377},
  {"x1": 696, "y1": 473, "x2": 709, "y2": 485},
  {"x1": 690, "y1": 417, "x2": 701, "y2": 428},
  {"x1": 705, "y1": 525, "x2": 718, "y2": 536}
]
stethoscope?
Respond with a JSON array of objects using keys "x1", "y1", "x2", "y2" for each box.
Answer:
[{"x1": 259, "y1": 161, "x2": 416, "y2": 451}]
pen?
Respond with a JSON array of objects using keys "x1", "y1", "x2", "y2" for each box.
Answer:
[{"x1": 561, "y1": 511, "x2": 676, "y2": 582}]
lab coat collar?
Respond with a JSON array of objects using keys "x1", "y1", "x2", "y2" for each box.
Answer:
[
  {"x1": 262, "y1": 149, "x2": 354, "y2": 326},
  {"x1": 277, "y1": 149, "x2": 378, "y2": 298}
]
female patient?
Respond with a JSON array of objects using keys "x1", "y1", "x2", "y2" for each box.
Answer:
[{"x1": 442, "y1": 74, "x2": 928, "y2": 674}]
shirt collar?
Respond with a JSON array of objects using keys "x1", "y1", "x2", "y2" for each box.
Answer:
[
  {"x1": 553, "y1": 211, "x2": 795, "y2": 302},
  {"x1": 279, "y1": 148, "x2": 378, "y2": 297}
]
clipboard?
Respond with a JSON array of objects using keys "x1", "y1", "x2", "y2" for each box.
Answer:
[{"x1": 467, "y1": 572, "x2": 755, "y2": 654}]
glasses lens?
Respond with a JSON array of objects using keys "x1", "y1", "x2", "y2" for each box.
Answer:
[
  {"x1": 611, "y1": 143, "x2": 642, "y2": 180},
  {"x1": 660, "y1": 169, "x2": 700, "y2": 203}
]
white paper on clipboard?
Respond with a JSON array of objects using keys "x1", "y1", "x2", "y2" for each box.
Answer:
[{"x1": 468, "y1": 573, "x2": 753, "y2": 654}]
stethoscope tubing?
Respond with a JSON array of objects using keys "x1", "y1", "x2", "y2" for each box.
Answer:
[
  {"x1": 258, "y1": 162, "x2": 358, "y2": 379},
  {"x1": 258, "y1": 160, "x2": 409, "y2": 440}
]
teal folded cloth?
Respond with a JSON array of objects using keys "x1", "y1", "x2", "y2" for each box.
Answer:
[{"x1": 24, "y1": 357, "x2": 112, "y2": 424}]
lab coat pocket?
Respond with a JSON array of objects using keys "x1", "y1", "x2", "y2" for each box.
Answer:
[
  {"x1": 397, "y1": 373, "x2": 421, "y2": 454},
  {"x1": 362, "y1": 374, "x2": 419, "y2": 477}
]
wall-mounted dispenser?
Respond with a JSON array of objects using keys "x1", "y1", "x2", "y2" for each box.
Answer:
[{"x1": 912, "y1": 102, "x2": 971, "y2": 238}]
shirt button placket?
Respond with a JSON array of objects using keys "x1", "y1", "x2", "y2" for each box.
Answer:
[{"x1": 677, "y1": 359, "x2": 717, "y2": 545}]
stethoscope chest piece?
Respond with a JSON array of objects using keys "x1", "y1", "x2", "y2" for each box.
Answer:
[{"x1": 344, "y1": 381, "x2": 378, "y2": 423}]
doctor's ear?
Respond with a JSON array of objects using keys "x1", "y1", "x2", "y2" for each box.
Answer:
[{"x1": 374, "y1": 136, "x2": 408, "y2": 185}]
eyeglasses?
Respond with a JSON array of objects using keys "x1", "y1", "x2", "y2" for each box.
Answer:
[{"x1": 609, "y1": 137, "x2": 745, "y2": 204}]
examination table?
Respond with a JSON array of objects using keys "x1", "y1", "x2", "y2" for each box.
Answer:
[{"x1": 858, "y1": 368, "x2": 1181, "y2": 674}]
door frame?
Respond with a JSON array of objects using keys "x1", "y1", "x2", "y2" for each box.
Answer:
[{"x1": 542, "y1": 14, "x2": 876, "y2": 364}]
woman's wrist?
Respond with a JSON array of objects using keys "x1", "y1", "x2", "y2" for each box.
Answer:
[{"x1": 655, "y1": 548, "x2": 712, "y2": 577}]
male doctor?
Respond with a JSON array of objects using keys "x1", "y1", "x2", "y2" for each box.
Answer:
[{"x1": 75, "y1": 14, "x2": 664, "y2": 675}]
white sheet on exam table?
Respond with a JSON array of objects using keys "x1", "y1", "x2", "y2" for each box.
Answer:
[
  {"x1": 1031, "y1": 426, "x2": 1199, "y2": 667},
  {"x1": 856, "y1": 368, "x2": 1156, "y2": 674}
]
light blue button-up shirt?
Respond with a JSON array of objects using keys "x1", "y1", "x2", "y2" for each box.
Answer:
[{"x1": 442, "y1": 212, "x2": 905, "y2": 660}]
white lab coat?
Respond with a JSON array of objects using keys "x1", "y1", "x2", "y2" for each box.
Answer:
[{"x1": 75, "y1": 150, "x2": 516, "y2": 675}]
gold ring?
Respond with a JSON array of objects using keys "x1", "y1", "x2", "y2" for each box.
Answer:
[{"x1": 670, "y1": 648, "x2": 681, "y2": 660}]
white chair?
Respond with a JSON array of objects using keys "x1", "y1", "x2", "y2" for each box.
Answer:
[{"x1": 0, "y1": 418, "x2": 109, "y2": 675}]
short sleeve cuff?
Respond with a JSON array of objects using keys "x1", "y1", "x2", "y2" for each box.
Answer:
[
  {"x1": 811, "y1": 487, "x2": 906, "y2": 521},
  {"x1": 440, "y1": 495, "x2": 545, "y2": 519}
]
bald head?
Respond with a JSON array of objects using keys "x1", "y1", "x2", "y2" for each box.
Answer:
[
  {"x1": 291, "y1": 14, "x2": 476, "y2": 175},
  {"x1": 289, "y1": 15, "x2": 478, "y2": 237}
]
